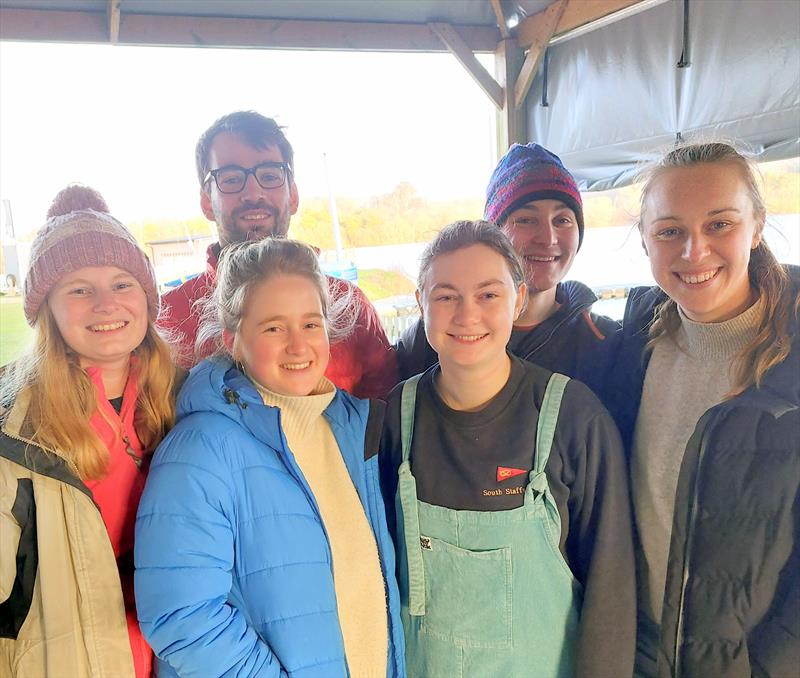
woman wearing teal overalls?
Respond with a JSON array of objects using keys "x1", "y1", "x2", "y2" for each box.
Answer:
[{"x1": 380, "y1": 221, "x2": 635, "y2": 677}]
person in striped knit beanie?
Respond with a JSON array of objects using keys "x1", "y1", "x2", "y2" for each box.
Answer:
[
  {"x1": 483, "y1": 142, "x2": 585, "y2": 249},
  {"x1": 396, "y1": 143, "x2": 619, "y2": 408}
]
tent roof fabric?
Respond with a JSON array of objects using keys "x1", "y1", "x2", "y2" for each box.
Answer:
[{"x1": 525, "y1": 0, "x2": 800, "y2": 189}]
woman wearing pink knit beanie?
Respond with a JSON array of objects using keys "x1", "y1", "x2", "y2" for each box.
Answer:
[{"x1": 0, "y1": 185, "x2": 179, "y2": 678}]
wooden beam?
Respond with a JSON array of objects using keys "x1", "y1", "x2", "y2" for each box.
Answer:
[
  {"x1": 428, "y1": 22, "x2": 504, "y2": 110},
  {"x1": 495, "y1": 38, "x2": 527, "y2": 152},
  {"x1": 0, "y1": 8, "x2": 500, "y2": 53},
  {"x1": 490, "y1": 0, "x2": 509, "y2": 39},
  {"x1": 107, "y1": 0, "x2": 121, "y2": 44},
  {"x1": 514, "y1": 0, "x2": 567, "y2": 109},
  {"x1": 0, "y1": 7, "x2": 107, "y2": 43},
  {"x1": 517, "y1": 0, "x2": 642, "y2": 47}
]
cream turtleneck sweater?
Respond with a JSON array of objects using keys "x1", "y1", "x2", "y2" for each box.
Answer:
[
  {"x1": 632, "y1": 301, "x2": 761, "y2": 625},
  {"x1": 255, "y1": 377, "x2": 388, "y2": 678}
]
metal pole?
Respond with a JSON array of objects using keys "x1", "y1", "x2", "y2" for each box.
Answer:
[
  {"x1": 677, "y1": 0, "x2": 691, "y2": 68},
  {"x1": 322, "y1": 152, "x2": 344, "y2": 262}
]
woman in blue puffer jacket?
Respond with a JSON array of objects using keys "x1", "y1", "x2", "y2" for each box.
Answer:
[{"x1": 134, "y1": 238, "x2": 405, "y2": 678}]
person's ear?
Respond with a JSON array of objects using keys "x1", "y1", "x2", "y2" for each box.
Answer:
[
  {"x1": 636, "y1": 221, "x2": 649, "y2": 256},
  {"x1": 222, "y1": 329, "x2": 237, "y2": 357},
  {"x1": 415, "y1": 288, "x2": 424, "y2": 315},
  {"x1": 288, "y1": 179, "x2": 299, "y2": 216},
  {"x1": 752, "y1": 220, "x2": 764, "y2": 250},
  {"x1": 200, "y1": 187, "x2": 215, "y2": 222},
  {"x1": 514, "y1": 283, "x2": 527, "y2": 321}
]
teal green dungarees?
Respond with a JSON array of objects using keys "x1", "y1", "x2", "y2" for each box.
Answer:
[{"x1": 396, "y1": 372, "x2": 583, "y2": 678}]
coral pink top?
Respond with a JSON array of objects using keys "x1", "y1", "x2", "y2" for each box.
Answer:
[{"x1": 84, "y1": 363, "x2": 152, "y2": 678}]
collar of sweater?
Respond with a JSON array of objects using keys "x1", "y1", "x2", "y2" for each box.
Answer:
[
  {"x1": 253, "y1": 377, "x2": 336, "y2": 436},
  {"x1": 677, "y1": 300, "x2": 761, "y2": 361}
]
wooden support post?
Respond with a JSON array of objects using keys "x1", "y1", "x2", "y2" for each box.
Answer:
[
  {"x1": 490, "y1": 0, "x2": 510, "y2": 39},
  {"x1": 495, "y1": 37, "x2": 526, "y2": 154},
  {"x1": 428, "y1": 21, "x2": 505, "y2": 110},
  {"x1": 107, "y1": 0, "x2": 120, "y2": 44},
  {"x1": 514, "y1": 0, "x2": 567, "y2": 109}
]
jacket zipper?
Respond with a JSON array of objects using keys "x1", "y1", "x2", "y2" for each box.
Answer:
[
  {"x1": 274, "y1": 413, "x2": 335, "y2": 566},
  {"x1": 673, "y1": 419, "x2": 713, "y2": 678},
  {"x1": 227, "y1": 388, "x2": 336, "y2": 569},
  {"x1": 123, "y1": 435, "x2": 143, "y2": 468},
  {"x1": 2, "y1": 426, "x2": 82, "y2": 479}
]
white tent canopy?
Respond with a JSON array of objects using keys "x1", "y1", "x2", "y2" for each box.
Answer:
[{"x1": 526, "y1": 0, "x2": 800, "y2": 188}]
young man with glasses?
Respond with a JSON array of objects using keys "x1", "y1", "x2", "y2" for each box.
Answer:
[
  {"x1": 396, "y1": 143, "x2": 618, "y2": 405},
  {"x1": 159, "y1": 110, "x2": 398, "y2": 398}
]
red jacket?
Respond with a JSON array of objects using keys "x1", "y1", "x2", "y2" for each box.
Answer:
[
  {"x1": 159, "y1": 244, "x2": 399, "y2": 399},
  {"x1": 84, "y1": 365, "x2": 152, "y2": 678}
]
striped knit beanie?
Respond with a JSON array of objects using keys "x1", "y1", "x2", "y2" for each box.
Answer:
[
  {"x1": 23, "y1": 209, "x2": 159, "y2": 326},
  {"x1": 484, "y1": 143, "x2": 584, "y2": 249}
]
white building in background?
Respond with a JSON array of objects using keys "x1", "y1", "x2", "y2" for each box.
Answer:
[
  {"x1": 0, "y1": 198, "x2": 22, "y2": 292},
  {"x1": 145, "y1": 236, "x2": 216, "y2": 289}
]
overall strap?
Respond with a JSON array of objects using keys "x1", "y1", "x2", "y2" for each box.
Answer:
[
  {"x1": 400, "y1": 375, "x2": 423, "y2": 463},
  {"x1": 534, "y1": 373, "x2": 570, "y2": 474},
  {"x1": 398, "y1": 374, "x2": 426, "y2": 616}
]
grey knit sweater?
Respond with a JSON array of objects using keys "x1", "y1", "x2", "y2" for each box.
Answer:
[{"x1": 632, "y1": 302, "x2": 760, "y2": 624}]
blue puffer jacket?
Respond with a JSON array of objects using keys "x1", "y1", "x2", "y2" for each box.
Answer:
[{"x1": 134, "y1": 357, "x2": 405, "y2": 678}]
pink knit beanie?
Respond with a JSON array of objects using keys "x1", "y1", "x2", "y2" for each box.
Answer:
[{"x1": 23, "y1": 209, "x2": 159, "y2": 326}]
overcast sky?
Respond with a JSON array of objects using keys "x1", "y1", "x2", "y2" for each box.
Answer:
[{"x1": 0, "y1": 41, "x2": 496, "y2": 236}]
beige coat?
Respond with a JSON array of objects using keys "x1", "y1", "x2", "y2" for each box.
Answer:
[{"x1": 0, "y1": 391, "x2": 135, "y2": 678}]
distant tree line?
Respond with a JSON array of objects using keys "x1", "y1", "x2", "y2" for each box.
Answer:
[
  {"x1": 291, "y1": 182, "x2": 483, "y2": 249},
  {"x1": 118, "y1": 159, "x2": 798, "y2": 249}
]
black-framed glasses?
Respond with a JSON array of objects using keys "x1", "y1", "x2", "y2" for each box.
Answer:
[{"x1": 204, "y1": 162, "x2": 291, "y2": 194}]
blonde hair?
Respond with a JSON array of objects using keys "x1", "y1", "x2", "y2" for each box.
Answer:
[
  {"x1": 638, "y1": 141, "x2": 798, "y2": 397},
  {"x1": 197, "y1": 238, "x2": 356, "y2": 355},
  {"x1": 0, "y1": 306, "x2": 176, "y2": 480}
]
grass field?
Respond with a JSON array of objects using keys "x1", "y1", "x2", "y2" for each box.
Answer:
[
  {"x1": 0, "y1": 296, "x2": 32, "y2": 367},
  {"x1": 358, "y1": 268, "x2": 415, "y2": 301}
]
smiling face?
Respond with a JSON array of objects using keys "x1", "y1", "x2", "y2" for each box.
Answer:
[
  {"x1": 201, "y1": 132, "x2": 299, "y2": 247},
  {"x1": 48, "y1": 266, "x2": 149, "y2": 371},
  {"x1": 418, "y1": 243, "x2": 526, "y2": 375},
  {"x1": 501, "y1": 199, "x2": 579, "y2": 293},
  {"x1": 641, "y1": 162, "x2": 762, "y2": 323},
  {"x1": 226, "y1": 273, "x2": 330, "y2": 396}
]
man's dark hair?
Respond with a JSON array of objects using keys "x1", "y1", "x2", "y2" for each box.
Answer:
[{"x1": 195, "y1": 111, "x2": 294, "y2": 186}]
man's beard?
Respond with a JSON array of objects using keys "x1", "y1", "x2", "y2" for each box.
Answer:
[{"x1": 224, "y1": 201, "x2": 289, "y2": 242}]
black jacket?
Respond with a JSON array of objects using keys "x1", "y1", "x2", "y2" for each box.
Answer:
[
  {"x1": 396, "y1": 280, "x2": 620, "y2": 407},
  {"x1": 610, "y1": 267, "x2": 800, "y2": 678}
]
